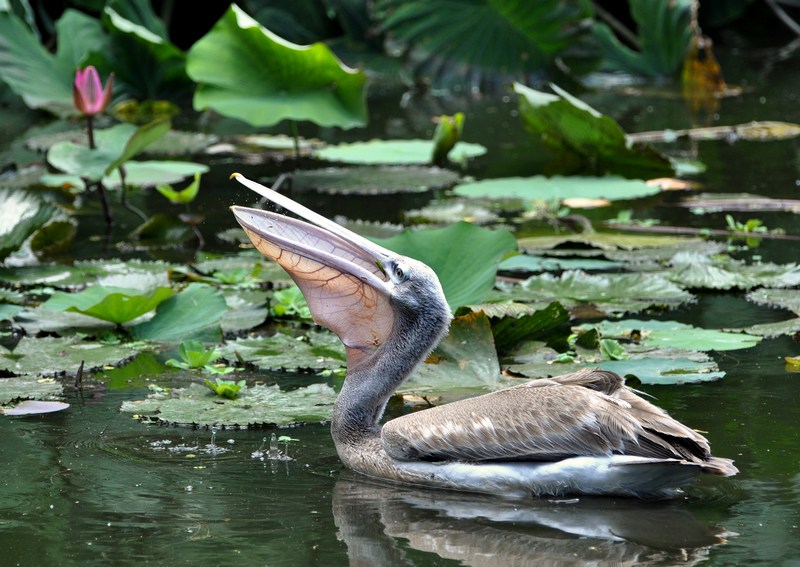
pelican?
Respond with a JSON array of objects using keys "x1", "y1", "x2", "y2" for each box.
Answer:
[{"x1": 230, "y1": 173, "x2": 738, "y2": 499}]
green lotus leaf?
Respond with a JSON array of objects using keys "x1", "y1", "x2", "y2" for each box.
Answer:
[
  {"x1": 314, "y1": 139, "x2": 486, "y2": 165},
  {"x1": 0, "y1": 376, "x2": 63, "y2": 404},
  {"x1": 0, "y1": 336, "x2": 136, "y2": 377},
  {"x1": 291, "y1": 166, "x2": 461, "y2": 195},
  {"x1": 121, "y1": 382, "x2": 336, "y2": 427},
  {"x1": 514, "y1": 82, "x2": 673, "y2": 179},
  {"x1": 130, "y1": 284, "x2": 227, "y2": 342},
  {"x1": 374, "y1": 222, "x2": 518, "y2": 310},
  {"x1": 588, "y1": 319, "x2": 761, "y2": 352},
  {"x1": 0, "y1": 188, "x2": 55, "y2": 261},
  {"x1": 664, "y1": 253, "x2": 800, "y2": 291},
  {"x1": 187, "y1": 4, "x2": 367, "y2": 128},
  {"x1": 43, "y1": 285, "x2": 175, "y2": 324},
  {"x1": 219, "y1": 330, "x2": 346, "y2": 372},
  {"x1": 454, "y1": 175, "x2": 660, "y2": 202},
  {"x1": 746, "y1": 288, "x2": 800, "y2": 315}
]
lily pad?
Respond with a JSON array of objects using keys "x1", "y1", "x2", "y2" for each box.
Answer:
[
  {"x1": 734, "y1": 318, "x2": 800, "y2": 339},
  {"x1": 664, "y1": 253, "x2": 800, "y2": 291},
  {"x1": 291, "y1": 166, "x2": 460, "y2": 195},
  {"x1": 43, "y1": 286, "x2": 175, "y2": 324},
  {"x1": 513, "y1": 82, "x2": 673, "y2": 179},
  {"x1": 221, "y1": 289, "x2": 269, "y2": 333},
  {"x1": 0, "y1": 304, "x2": 23, "y2": 321},
  {"x1": 0, "y1": 337, "x2": 136, "y2": 377},
  {"x1": 130, "y1": 284, "x2": 227, "y2": 342},
  {"x1": 745, "y1": 288, "x2": 800, "y2": 315},
  {"x1": 314, "y1": 139, "x2": 487, "y2": 165},
  {"x1": 0, "y1": 377, "x2": 64, "y2": 404},
  {"x1": 493, "y1": 271, "x2": 694, "y2": 315},
  {"x1": 0, "y1": 259, "x2": 175, "y2": 289},
  {"x1": 586, "y1": 319, "x2": 761, "y2": 352},
  {"x1": 374, "y1": 222, "x2": 518, "y2": 310},
  {"x1": 0, "y1": 188, "x2": 55, "y2": 261},
  {"x1": 499, "y1": 254, "x2": 625, "y2": 273},
  {"x1": 121, "y1": 382, "x2": 336, "y2": 428},
  {"x1": 219, "y1": 330, "x2": 346, "y2": 372},
  {"x1": 454, "y1": 175, "x2": 660, "y2": 202},
  {"x1": 599, "y1": 357, "x2": 725, "y2": 385},
  {"x1": 187, "y1": 4, "x2": 367, "y2": 129},
  {"x1": 1, "y1": 400, "x2": 70, "y2": 416}
]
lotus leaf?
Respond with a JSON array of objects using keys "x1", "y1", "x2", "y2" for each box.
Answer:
[
  {"x1": 0, "y1": 336, "x2": 135, "y2": 377},
  {"x1": 513, "y1": 83, "x2": 673, "y2": 179},
  {"x1": 587, "y1": 319, "x2": 761, "y2": 352},
  {"x1": 291, "y1": 166, "x2": 460, "y2": 195},
  {"x1": 0, "y1": 376, "x2": 63, "y2": 404},
  {"x1": 0, "y1": 189, "x2": 55, "y2": 261},
  {"x1": 746, "y1": 288, "x2": 800, "y2": 315},
  {"x1": 314, "y1": 139, "x2": 487, "y2": 165},
  {"x1": 219, "y1": 331, "x2": 346, "y2": 372},
  {"x1": 121, "y1": 382, "x2": 336, "y2": 427},
  {"x1": 374, "y1": 221, "x2": 517, "y2": 310},
  {"x1": 454, "y1": 175, "x2": 660, "y2": 202},
  {"x1": 187, "y1": 4, "x2": 367, "y2": 129},
  {"x1": 43, "y1": 285, "x2": 175, "y2": 324},
  {"x1": 131, "y1": 284, "x2": 227, "y2": 342}
]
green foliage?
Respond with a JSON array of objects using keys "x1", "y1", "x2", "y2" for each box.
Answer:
[
  {"x1": 131, "y1": 283, "x2": 227, "y2": 342},
  {"x1": 186, "y1": 4, "x2": 367, "y2": 129},
  {"x1": 593, "y1": 0, "x2": 694, "y2": 77},
  {"x1": 454, "y1": 175, "x2": 661, "y2": 202},
  {"x1": 204, "y1": 378, "x2": 247, "y2": 400},
  {"x1": 374, "y1": 222, "x2": 518, "y2": 311},
  {"x1": 375, "y1": 0, "x2": 591, "y2": 78},
  {"x1": 156, "y1": 173, "x2": 202, "y2": 205},
  {"x1": 0, "y1": 189, "x2": 55, "y2": 261},
  {"x1": 513, "y1": 83, "x2": 674, "y2": 179},
  {"x1": 43, "y1": 285, "x2": 175, "y2": 324},
  {"x1": 431, "y1": 113, "x2": 464, "y2": 166},
  {"x1": 271, "y1": 286, "x2": 313, "y2": 320},
  {"x1": 166, "y1": 340, "x2": 222, "y2": 369},
  {"x1": 314, "y1": 139, "x2": 486, "y2": 165}
]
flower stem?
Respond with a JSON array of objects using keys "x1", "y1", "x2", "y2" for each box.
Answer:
[{"x1": 87, "y1": 115, "x2": 96, "y2": 149}]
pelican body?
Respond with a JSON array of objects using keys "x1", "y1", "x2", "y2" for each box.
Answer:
[{"x1": 231, "y1": 174, "x2": 737, "y2": 499}]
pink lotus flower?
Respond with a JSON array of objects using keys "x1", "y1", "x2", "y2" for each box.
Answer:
[{"x1": 73, "y1": 66, "x2": 114, "y2": 116}]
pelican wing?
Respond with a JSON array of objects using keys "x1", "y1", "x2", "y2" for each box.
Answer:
[{"x1": 382, "y1": 369, "x2": 725, "y2": 467}]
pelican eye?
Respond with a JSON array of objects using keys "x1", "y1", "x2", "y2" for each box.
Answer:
[{"x1": 389, "y1": 262, "x2": 409, "y2": 283}]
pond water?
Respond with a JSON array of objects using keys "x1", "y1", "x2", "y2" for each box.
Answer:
[{"x1": 2, "y1": 46, "x2": 800, "y2": 566}]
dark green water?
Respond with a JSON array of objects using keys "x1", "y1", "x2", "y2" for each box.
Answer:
[{"x1": 2, "y1": 47, "x2": 800, "y2": 565}]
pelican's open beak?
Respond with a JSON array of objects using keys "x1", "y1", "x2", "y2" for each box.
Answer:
[{"x1": 230, "y1": 173, "x2": 397, "y2": 366}]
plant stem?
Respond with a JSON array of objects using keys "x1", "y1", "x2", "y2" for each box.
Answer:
[
  {"x1": 117, "y1": 166, "x2": 148, "y2": 222},
  {"x1": 290, "y1": 120, "x2": 300, "y2": 158},
  {"x1": 87, "y1": 115, "x2": 96, "y2": 149},
  {"x1": 94, "y1": 180, "x2": 113, "y2": 230}
]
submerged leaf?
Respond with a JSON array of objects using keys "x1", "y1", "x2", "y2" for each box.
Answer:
[{"x1": 121, "y1": 382, "x2": 336, "y2": 427}]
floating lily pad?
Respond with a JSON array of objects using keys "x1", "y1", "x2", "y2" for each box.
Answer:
[
  {"x1": 291, "y1": 166, "x2": 460, "y2": 195},
  {"x1": 12, "y1": 308, "x2": 116, "y2": 335},
  {"x1": 0, "y1": 259, "x2": 175, "y2": 289},
  {"x1": 600, "y1": 357, "x2": 725, "y2": 385},
  {"x1": 221, "y1": 289, "x2": 269, "y2": 333},
  {"x1": 745, "y1": 288, "x2": 800, "y2": 315},
  {"x1": 0, "y1": 188, "x2": 55, "y2": 261},
  {"x1": 0, "y1": 337, "x2": 136, "y2": 377},
  {"x1": 586, "y1": 319, "x2": 761, "y2": 352},
  {"x1": 145, "y1": 130, "x2": 220, "y2": 156},
  {"x1": 1, "y1": 400, "x2": 70, "y2": 416},
  {"x1": 493, "y1": 271, "x2": 694, "y2": 315},
  {"x1": 130, "y1": 284, "x2": 227, "y2": 342},
  {"x1": 734, "y1": 318, "x2": 800, "y2": 339},
  {"x1": 513, "y1": 83, "x2": 673, "y2": 179},
  {"x1": 0, "y1": 304, "x2": 23, "y2": 321},
  {"x1": 454, "y1": 175, "x2": 660, "y2": 202},
  {"x1": 219, "y1": 330, "x2": 346, "y2": 372},
  {"x1": 0, "y1": 376, "x2": 63, "y2": 404},
  {"x1": 43, "y1": 286, "x2": 175, "y2": 324},
  {"x1": 121, "y1": 381, "x2": 337, "y2": 428},
  {"x1": 499, "y1": 254, "x2": 625, "y2": 273},
  {"x1": 374, "y1": 222, "x2": 518, "y2": 310},
  {"x1": 187, "y1": 4, "x2": 367, "y2": 129},
  {"x1": 404, "y1": 200, "x2": 501, "y2": 225},
  {"x1": 665, "y1": 253, "x2": 800, "y2": 291},
  {"x1": 314, "y1": 139, "x2": 487, "y2": 165}
]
